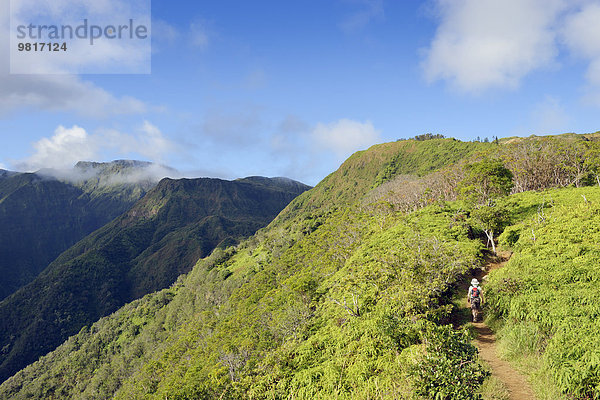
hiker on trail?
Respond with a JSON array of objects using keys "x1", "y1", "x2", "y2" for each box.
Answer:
[{"x1": 468, "y1": 278, "x2": 482, "y2": 322}]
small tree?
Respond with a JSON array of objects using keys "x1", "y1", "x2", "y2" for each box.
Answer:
[
  {"x1": 459, "y1": 159, "x2": 513, "y2": 206},
  {"x1": 471, "y1": 202, "x2": 511, "y2": 254},
  {"x1": 459, "y1": 159, "x2": 513, "y2": 254}
]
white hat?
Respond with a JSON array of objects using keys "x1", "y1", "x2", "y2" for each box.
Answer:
[{"x1": 471, "y1": 278, "x2": 479, "y2": 286}]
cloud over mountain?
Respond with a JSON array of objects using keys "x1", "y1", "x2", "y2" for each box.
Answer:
[{"x1": 15, "y1": 122, "x2": 178, "y2": 173}]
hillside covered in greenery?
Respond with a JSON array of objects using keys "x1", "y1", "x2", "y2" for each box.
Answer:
[
  {"x1": 3, "y1": 134, "x2": 600, "y2": 399},
  {"x1": 485, "y1": 187, "x2": 600, "y2": 399},
  {"x1": 0, "y1": 160, "x2": 167, "y2": 301},
  {"x1": 0, "y1": 175, "x2": 309, "y2": 384}
]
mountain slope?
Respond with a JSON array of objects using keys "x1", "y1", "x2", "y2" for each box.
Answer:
[
  {"x1": 4, "y1": 135, "x2": 600, "y2": 399},
  {"x1": 0, "y1": 138, "x2": 491, "y2": 398},
  {"x1": 0, "y1": 160, "x2": 163, "y2": 300},
  {"x1": 0, "y1": 176, "x2": 309, "y2": 383},
  {"x1": 274, "y1": 138, "x2": 491, "y2": 224}
]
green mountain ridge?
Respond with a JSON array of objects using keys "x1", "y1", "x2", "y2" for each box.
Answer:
[
  {"x1": 269, "y1": 138, "x2": 490, "y2": 228},
  {"x1": 3, "y1": 135, "x2": 600, "y2": 399},
  {"x1": 0, "y1": 174, "x2": 309, "y2": 384}
]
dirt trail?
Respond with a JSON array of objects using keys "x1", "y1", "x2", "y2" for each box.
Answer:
[
  {"x1": 471, "y1": 251, "x2": 536, "y2": 400},
  {"x1": 473, "y1": 322, "x2": 536, "y2": 399}
]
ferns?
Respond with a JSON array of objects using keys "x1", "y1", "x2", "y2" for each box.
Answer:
[{"x1": 488, "y1": 187, "x2": 600, "y2": 399}]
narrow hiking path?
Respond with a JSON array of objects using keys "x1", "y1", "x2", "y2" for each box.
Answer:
[
  {"x1": 460, "y1": 251, "x2": 537, "y2": 400},
  {"x1": 473, "y1": 322, "x2": 535, "y2": 399}
]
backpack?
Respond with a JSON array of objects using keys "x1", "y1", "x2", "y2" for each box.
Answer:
[{"x1": 471, "y1": 287, "x2": 480, "y2": 299}]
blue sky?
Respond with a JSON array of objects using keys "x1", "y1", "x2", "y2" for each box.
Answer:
[{"x1": 2, "y1": 0, "x2": 600, "y2": 185}]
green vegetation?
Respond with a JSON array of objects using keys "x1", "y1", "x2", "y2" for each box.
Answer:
[
  {"x1": 1, "y1": 198, "x2": 487, "y2": 399},
  {"x1": 486, "y1": 187, "x2": 600, "y2": 399},
  {"x1": 4, "y1": 134, "x2": 600, "y2": 399},
  {"x1": 457, "y1": 158, "x2": 513, "y2": 255},
  {"x1": 0, "y1": 138, "x2": 492, "y2": 399},
  {"x1": 397, "y1": 133, "x2": 446, "y2": 141},
  {"x1": 372, "y1": 138, "x2": 491, "y2": 188},
  {"x1": 0, "y1": 169, "x2": 148, "y2": 301},
  {"x1": 0, "y1": 176, "x2": 308, "y2": 384},
  {"x1": 458, "y1": 158, "x2": 513, "y2": 205},
  {"x1": 479, "y1": 376, "x2": 510, "y2": 400}
]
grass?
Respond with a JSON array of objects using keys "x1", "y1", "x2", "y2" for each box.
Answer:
[{"x1": 479, "y1": 376, "x2": 510, "y2": 400}]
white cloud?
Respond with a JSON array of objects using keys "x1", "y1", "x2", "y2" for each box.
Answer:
[
  {"x1": 156, "y1": 17, "x2": 213, "y2": 50},
  {"x1": 99, "y1": 121, "x2": 179, "y2": 164},
  {"x1": 134, "y1": 121, "x2": 178, "y2": 162},
  {"x1": 562, "y1": 2, "x2": 600, "y2": 105},
  {"x1": 0, "y1": 0, "x2": 147, "y2": 117},
  {"x1": 312, "y1": 119, "x2": 381, "y2": 159},
  {"x1": 189, "y1": 112, "x2": 382, "y2": 186},
  {"x1": 266, "y1": 117, "x2": 382, "y2": 184},
  {"x1": 15, "y1": 122, "x2": 178, "y2": 172},
  {"x1": 0, "y1": 75, "x2": 146, "y2": 118},
  {"x1": 423, "y1": 0, "x2": 600, "y2": 101},
  {"x1": 423, "y1": 0, "x2": 567, "y2": 93},
  {"x1": 18, "y1": 125, "x2": 99, "y2": 171},
  {"x1": 562, "y1": 2, "x2": 600, "y2": 64}
]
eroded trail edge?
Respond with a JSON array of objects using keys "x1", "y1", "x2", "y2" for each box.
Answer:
[{"x1": 473, "y1": 252, "x2": 536, "y2": 400}]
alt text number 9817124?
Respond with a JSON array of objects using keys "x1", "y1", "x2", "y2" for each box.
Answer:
[{"x1": 17, "y1": 42, "x2": 67, "y2": 52}]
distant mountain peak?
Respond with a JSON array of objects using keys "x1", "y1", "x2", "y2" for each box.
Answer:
[
  {"x1": 74, "y1": 160, "x2": 156, "y2": 170},
  {"x1": 36, "y1": 159, "x2": 180, "y2": 188}
]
